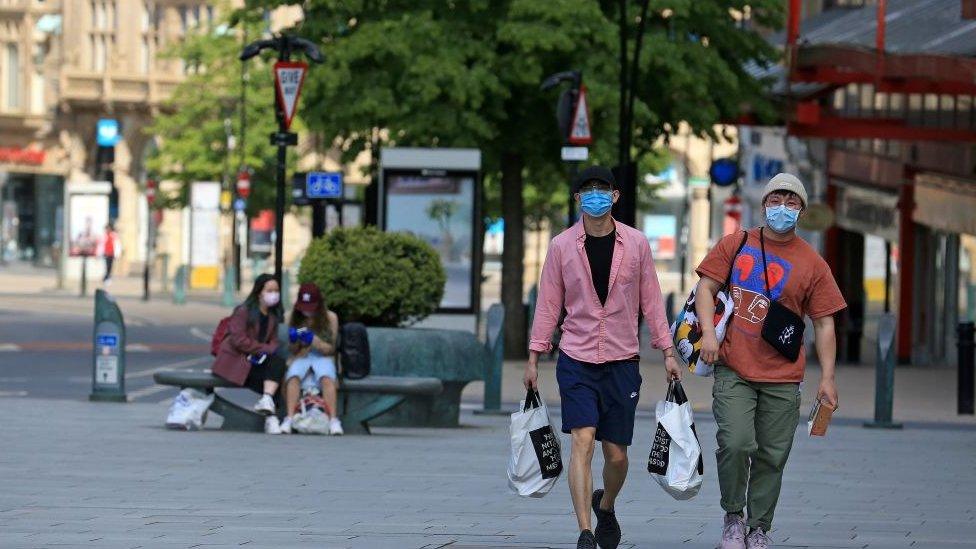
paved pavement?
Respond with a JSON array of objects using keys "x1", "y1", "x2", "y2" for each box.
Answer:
[
  {"x1": 2, "y1": 266, "x2": 976, "y2": 547},
  {"x1": 1, "y1": 397, "x2": 974, "y2": 548}
]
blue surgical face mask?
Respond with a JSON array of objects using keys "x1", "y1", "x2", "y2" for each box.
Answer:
[
  {"x1": 580, "y1": 190, "x2": 613, "y2": 217},
  {"x1": 765, "y1": 205, "x2": 800, "y2": 233}
]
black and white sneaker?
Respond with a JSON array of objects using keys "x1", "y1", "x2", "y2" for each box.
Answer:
[
  {"x1": 592, "y1": 489, "x2": 621, "y2": 549},
  {"x1": 577, "y1": 529, "x2": 597, "y2": 549}
]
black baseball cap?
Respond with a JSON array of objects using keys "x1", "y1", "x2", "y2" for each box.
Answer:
[{"x1": 572, "y1": 166, "x2": 617, "y2": 194}]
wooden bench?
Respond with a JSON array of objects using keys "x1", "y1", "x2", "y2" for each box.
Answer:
[{"x1": 153, "y1": 370, "x2": 443, "y2": 435}]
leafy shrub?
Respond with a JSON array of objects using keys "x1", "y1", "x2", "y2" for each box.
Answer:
[{"x1": 297, "y1": 226, "x2": 446, "y2": 326}]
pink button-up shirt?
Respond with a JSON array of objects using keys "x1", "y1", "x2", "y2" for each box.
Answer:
[{"x1": 529, "y1": 219, "x2": 673, "y2": 363}]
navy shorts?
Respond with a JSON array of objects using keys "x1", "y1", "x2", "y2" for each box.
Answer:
[{"x1": 556, "y1": 352, "x2": 642, "y2": 446}]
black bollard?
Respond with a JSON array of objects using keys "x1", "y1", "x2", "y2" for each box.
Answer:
[{"x1": 958, "y1": 321, "x2": 975, "y2": 415}]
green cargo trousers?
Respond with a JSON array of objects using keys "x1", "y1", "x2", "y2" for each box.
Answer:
[{"x1": 712, "y1": 365, "x2": 801, "y2": 531}]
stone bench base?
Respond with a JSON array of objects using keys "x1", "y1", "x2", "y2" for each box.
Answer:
[{"x1": 153, "y1": 371, "x2": 443, "y2": 434}]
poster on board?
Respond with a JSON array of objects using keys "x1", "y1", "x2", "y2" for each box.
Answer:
[
  {"x1": 68, "y1": 194, "x2": 108, "y2": 257},
  {"x1": 190, "y1": 182, "x2": 221, "y2": 289},
  {"x1": 385, "y1": 173, "x2": 474, "y2": 310}
]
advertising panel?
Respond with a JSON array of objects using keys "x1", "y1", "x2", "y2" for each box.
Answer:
[{"x1": 385, "y1": 173, "x2": 475, "y2": 310}]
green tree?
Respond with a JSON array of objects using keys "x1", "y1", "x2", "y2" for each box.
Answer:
[
  {"x1": 145, "y1": 8, "x2": 282, "y2": 214},
  {"x1": 245, "y1": 0, "x2": 781, "y2": 358},
  {"x1": 298, "y1": 227, "x2": 446, "y2": 326}
]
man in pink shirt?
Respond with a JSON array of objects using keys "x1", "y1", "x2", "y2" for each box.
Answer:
[{"x1": 525, "y1": 166, "x2": 681, "y2": 549}]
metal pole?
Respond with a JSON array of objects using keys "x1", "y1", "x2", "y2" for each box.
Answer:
[
  {"x1": 142, "y1": 212, "x2": 151, "y2": 301},
  {"x1": 865, "y1": 313, "x2": 902, "y2": 428},
  {"x1": 236, "y1": 27, "x2": 247, "y2": 292},
  {"x1": 80, "y1": 255, "x2": 88, "y2": 297},
  {"x1": 274, "y1": 124, "x2": 286, "y2": 284},
  {"x1": 958, "y1": 321, "x2": 975, "y2": 415},
  {"x1": 567, "y1": 161, "x2": 579, "y2": 228},
  {"x1": 884, "y1": 240, "x2": 892, "y2": 313},
  {"x1": 273, "y1": 44, "x2": 289, "y2": 284},
  {"x1": 617, "y1": 0, "x2": 628, "y2": 167}
]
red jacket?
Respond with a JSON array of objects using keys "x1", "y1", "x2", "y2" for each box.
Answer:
[{"x1": 212, "y1": 305, "x2": 279, "y2": 386}]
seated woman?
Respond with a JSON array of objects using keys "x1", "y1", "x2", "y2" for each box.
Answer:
[
  {"x1": 212, "y1": 273, "x2": 288, "y2": 434},
  {"x1": 280, "y1": 282, "x2": 343, "y2": 435}
]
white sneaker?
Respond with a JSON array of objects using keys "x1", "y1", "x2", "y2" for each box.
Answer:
[
  {"x1": 280, "y1": 416, "x2": 293, "y2": 434},
  {"x1": 264, "y1": 416, "x2": 282, "y2": 435},
  {"x1": 329, "y1": 417, "x2": 344, "y2": 436},
  {"x1": 253, "y1": 394, "x2": 275, "y2": 415}
]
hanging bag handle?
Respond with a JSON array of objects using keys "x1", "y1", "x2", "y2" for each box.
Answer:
[
  {"x1": 759, "y1": 228, "x2": 772, "y2": 299},
  {"x1": 523, "y1": 388, "x2": 542, "y2": 412},
  {"x1": 665, "y1": 379, "x2": 689, "y2": 405}
]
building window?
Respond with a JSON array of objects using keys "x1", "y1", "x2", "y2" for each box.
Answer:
[
  {"x1": 5, "y1": 43, "x2": 19, "y2": 110},
  {"x1": 89, "y1": 1, "x2": 116, "y2": 72},
  {"x1": 141, "y1": 37, "x2": 151, "y2": 74}
]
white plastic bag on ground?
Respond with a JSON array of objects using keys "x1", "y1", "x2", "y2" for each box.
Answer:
[
  {"x1": 508, "y1": 389, "x2": 563, "y2": 498},
  {"x1": 293, "y1": 393, "x2": 331, "y2": 435},
  {"x1": 165, "y1": 388, "x2": 214, "y2": 431},
  {"x1": 647, "y1": 380, "x2": 704, "y2": 500}
]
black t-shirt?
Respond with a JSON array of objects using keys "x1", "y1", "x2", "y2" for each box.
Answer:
[
  {"x1": 258, "y1": 313, "x2": 270, "y2": 343},
  {"x1": 584, "y1": 230, "x2": 615, "y2": 306}
]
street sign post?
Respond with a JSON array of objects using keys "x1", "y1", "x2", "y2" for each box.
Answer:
[
  {"x1": 273, "y1": 61, "x2": 308, "y2": 131},
  {"x1": 306, "y1": 172, "x2": 343, "y2": 199},
  {"x1": 242, "y1": 36, "x2": 321, "y2": 283},
  {"x1": 560, "y1": 146, "x2": 589, "y2": 162},
  {"x1": 236, "y1": 170, "x2": 251, "y2": 199},
  {"x1": 567, "y1": 85, "x2": 593, "y2": 146},
  {"x1": 542, "y1": 70, "x2": 590, "y2": 227}
]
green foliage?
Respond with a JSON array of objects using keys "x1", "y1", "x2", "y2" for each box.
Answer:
[
  {"x1": 246, "y1": 0, "x2": 781, "y2": 216},
  {"x1": 297, "y1": 226, "x2": 446, "y2": 327},
  {"x1": 145, "y1": 6, "x2": 284, "y2": 214}
]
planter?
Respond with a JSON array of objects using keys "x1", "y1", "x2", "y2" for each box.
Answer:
[{"x1": 344, "y1": 326, "x2": 488, "y2": 428}]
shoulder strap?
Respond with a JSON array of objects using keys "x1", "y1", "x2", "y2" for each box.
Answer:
[
  {"x1": 759, "y1": 227, "x2": 771, "y2": 298},
  {"x1": 721, "y1": 230, "x2": 750, "y2": 290}
]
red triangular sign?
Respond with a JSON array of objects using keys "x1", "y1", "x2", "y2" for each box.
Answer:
[
  {"x1": 568, "y1": 85, "x2": 592, "y2": 145},
  {"x1": 274, "y1": 61, "x2": 308, "y2": 131}
]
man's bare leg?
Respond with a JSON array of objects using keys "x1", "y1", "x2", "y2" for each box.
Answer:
[
  {"x1": 570, "y1": 427, "x2": 597, "y2": 531},
  {"x1": 599, "y1": 442, "x2": 629, "y2": 510}
]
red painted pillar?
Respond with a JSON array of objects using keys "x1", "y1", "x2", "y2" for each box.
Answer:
[
  {"x1": 896, "y1": 178, "x2": 915, "y2": 363},
  {"x1": 825, "y1": 183, "x2": 840, "y2": 278}
]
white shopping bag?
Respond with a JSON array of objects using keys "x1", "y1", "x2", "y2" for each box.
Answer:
[
  {"x1": 293, "y1": 393, "x2": 331, "y2": 435},
  {"x1": 165, "y1": 388, "x2": 214, "y2": 431},
  {"x1": 647, "y1": 380, "x2": 704, "y2": 500},
  {"x1": 508, "y1": 389, "x2": 563, "y2": 498}
]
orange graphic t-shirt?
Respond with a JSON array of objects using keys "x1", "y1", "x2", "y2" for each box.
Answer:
[{"x1": 695, "y1": 228, "x2": 847, "y2": 383}]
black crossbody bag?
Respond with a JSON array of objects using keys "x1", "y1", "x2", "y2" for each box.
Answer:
[{"x1": 758, "y1": 228, "x2": 805, "y2": 361}]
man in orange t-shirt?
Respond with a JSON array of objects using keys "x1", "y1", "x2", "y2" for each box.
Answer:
[{"x1": 694, "y1": 173, "x2": 846, "y2": 549}]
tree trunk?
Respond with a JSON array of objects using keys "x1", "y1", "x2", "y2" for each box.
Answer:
[{"x1": 501, "y1": 151, "x2": 527, "y2": 360}]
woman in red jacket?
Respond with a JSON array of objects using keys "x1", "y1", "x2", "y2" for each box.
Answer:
[{"x1": 212, "y1": 273, "x2": 288, "y2": 434}]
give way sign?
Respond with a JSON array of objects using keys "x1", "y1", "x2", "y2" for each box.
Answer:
[
  {"x1": 274, "y1": 61, "x2": 308, "y2": 131},
  {"x1": 567, "y1": 85, "x2": 593, "y2": 145}
]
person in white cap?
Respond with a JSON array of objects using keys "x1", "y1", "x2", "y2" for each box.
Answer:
[{"x1": 693, "y1": 173, "x2": 847, "y2": 549}]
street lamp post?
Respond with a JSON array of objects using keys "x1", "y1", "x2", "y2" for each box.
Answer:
[
  {"x1": 239, "y1": 35, "x2": 322, "y2": 283},
  {"x1": 541, "y1": 70, "x2": 590, "y2": 227}
]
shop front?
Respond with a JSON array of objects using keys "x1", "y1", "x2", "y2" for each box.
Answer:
[
  {"x1": 0, "y1": 146, "x2": 65, "y2": 267},
  {"x1": 912, "y1": 172, "x2": 976, "y2": 367}
]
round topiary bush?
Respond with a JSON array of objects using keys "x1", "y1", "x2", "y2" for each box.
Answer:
[{"x1": 297, "y1": 226, "x2": 446, "y2": 326}]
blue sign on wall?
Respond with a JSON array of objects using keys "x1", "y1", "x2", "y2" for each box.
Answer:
[
  {"x1": 751, "y1": 154, "x2": 784, "y2": 185},
  {"x1": 97, "y1": 119, "x2": 121, "y2": 147},
  {"x1": 306, "y1": 172, "x2": 343, "y2": 199}
]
